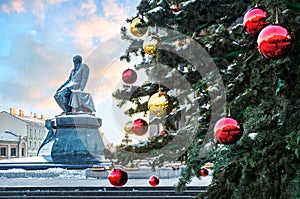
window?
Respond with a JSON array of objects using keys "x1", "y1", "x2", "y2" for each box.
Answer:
[
  {"x1": 0, "y1": 148, "x2": 7, "y2": 156},
  {"x1": 29, "y1": 141, "x2": 32, "y2": 149},
  {"x1": 29, "y1": 129, "x2": 32, "y2": 138},
  {"x1": 34, "y1": 129, "x2": 37, "y2": 138},
  {"x1": 11, "y1": 148, "x2": 17, "y2": 157},
  {"x1": 34, "y1": 142, "x2": 37, "y2": 149}
]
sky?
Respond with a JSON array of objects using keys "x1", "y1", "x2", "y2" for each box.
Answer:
[{"x1": 0, "y1": 0, "x2": 144, "y2": 145}]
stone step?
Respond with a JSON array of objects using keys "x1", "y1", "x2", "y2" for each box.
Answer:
[
  {"x1": 0, "y1": 196, "x2": 194, "y2": 199},
  {"x1": 0, "y1": 186, "x2": 207, "y2": 199}
]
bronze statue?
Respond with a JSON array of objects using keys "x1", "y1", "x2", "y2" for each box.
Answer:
[{"x1": 54, "y1": 55, "x2": 95, "y2": 114}]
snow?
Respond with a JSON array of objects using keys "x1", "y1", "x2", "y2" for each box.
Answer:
[
  {"x1": 0, "y1": 156, "x2": 48, "y2": 163},
  {"x1": 0, "y1": 176, "x2": 212, "y2": 187},
  {"x1": 180, "y1": 0, "x2": 196, "y2": 7},
  {"x1": 0, "y1": 167, "x2": 212, "y2": 187},
  {"x1": 178, "y1": 104, "x2": 192, "y2": 112},
  {"x1": 205, "y1": 43, "x2": 212, "y2": 50},
  {"x1": 165, "y1": 68, "x2": 177, "y2": 78},
  {"x1": 166, "y1": 89, "x2": 176, "y2": 97},
  {"x1": 147, "y1": 6, "x2": 164, "y2": 13},
  {"x1": 200, "y1": 104, "x2": 210, "y2": 110},
  {"x1": 0, "y1": 168, "x2": 26, "y2": 173},
  {"x1": 248, "y1": 133, "x2": 258, "y2": 140}
]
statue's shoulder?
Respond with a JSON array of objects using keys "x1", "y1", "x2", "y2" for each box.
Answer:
[
  {"x1": 81, "y1": 63, "x2": 89, "y2": 68},
  {"x1": 81, "y1": 63, "x2": 89, "y2": 72}
]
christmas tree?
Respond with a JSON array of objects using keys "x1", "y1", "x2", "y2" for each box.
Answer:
[{"x1": 107, "y1": 0, "x2": 300, "y2": 198}]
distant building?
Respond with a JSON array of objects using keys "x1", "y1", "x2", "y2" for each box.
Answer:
[
  {"x1": 0, "y1": 131, "x2": 27, "y2": 160},
  {"x1": 0, "y1": 108, "x2": 47, "y2": 158}
]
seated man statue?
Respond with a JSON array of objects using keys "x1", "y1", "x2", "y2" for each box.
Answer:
[{"x1": 54, "y1": 55, "x2": 95, "y2": 114}]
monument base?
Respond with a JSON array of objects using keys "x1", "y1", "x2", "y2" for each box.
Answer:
[{"x1": 38, "y1": 114, "x2": 106, "y2": 164}]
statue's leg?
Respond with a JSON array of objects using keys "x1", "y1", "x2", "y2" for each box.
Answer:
[
  {"x1": 54, "y1": 89, "x2": 72, "y2": 112},
  {"x1": 54, "y1": 92, "x2": 65, "y2": 111}
]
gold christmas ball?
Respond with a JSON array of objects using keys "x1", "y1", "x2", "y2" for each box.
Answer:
[
  {"x1": 124, "y1": 121, "x2": 133, "y2": 135},
  {"x1": 143, "y1": 35, "x2": 161, "y2": 56},
  {"x1": 148, "y1": 92, "x2": 173, "y2": 117},
  {"x1": 130, "y1": 18, "x2": 147, "y2": 37}
]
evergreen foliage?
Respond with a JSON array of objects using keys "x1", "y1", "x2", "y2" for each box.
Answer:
[{"x1": 110, "y1": 0, "x2": 300, "y2": 198}]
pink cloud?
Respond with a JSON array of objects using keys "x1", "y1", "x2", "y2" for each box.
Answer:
[
  {"x1": 12, "y1": 0, "x2": 26, "y2": 12},
  {"x1": 80, "y1": 0, "x2": 97, "y2": 14},
  {"x1": 71, "y1": 0, "x2": 131, "y2": 55},
  {"x1": 1, "y1": 4, "x2": 10, "y2": 13},
  {"x1": 1, "y1": 0, "x2": 26, "y2": 13}
]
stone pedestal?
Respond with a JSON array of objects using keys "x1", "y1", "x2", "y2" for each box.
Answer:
[{"x1": 38, "y1": 114, "x2": 105, "y2": 164}]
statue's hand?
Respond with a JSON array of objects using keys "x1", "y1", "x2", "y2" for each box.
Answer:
[{"x1": 71, "y1": 88, "x2": 81, "y2": 92}]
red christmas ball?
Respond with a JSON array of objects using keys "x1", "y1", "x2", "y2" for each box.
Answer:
[
  {"x1": 200, "y1": 168, "x2": 209, "y2": 177},
  {"x1": 257, "y1": 24, "x2": 294, "y2": 59},
  {"x1": 122, "y1": 69, "x2": 137, "y2": 84},
  {"x1": 214, "y1": 117, "x2": 242, "y2": 145},
  {"x1": 108, "y1": 168, "x2": 128, "y2": 187},
  {"x1": 148, "y1": 175, "x2": 160, "y2": 186},
  {"x1": 243, "y1": 7, "x2": 268, "y2": 35},
  {"x1": 158, "y1": 130, "x2": 169, "y2": 136},
  {"x1": 132, "y1": 119, "x2": 148, "y2": 136},
  {"x1": 171, "y1": 3, "x2": 180, "y2": 13}
]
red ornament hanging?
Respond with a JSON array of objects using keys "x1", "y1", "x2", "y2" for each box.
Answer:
[
  {"x1": 243, "y1": 7, "x2": 268, "y2": 35},
  {"x1": 132, "y1": 119, "x2": 148, "y2": 136},
  {"x1": 108, "y1": 168, "x2": 128, "y2": 187},
  {"x1": 148, "y1": 175, "x2": 160, "y2": 186},
  {"x1": 158, "y1": 130, "x2": 169, "y2": 136},
  {"x1": 171, "y1": 3, "x2": 180, "y2": 13},
  {"x1": 122, "y1": 68, "x2": 137, "y2": 84},
  {"x1": 200, "y1": 167, "x2": 209, "y2": 177},
  {"x1": 257, "y1": 24, "x2": 294, "y2": 59},
  {"x1": 214, "y1": 117, "x2": 242, "y2": 145}
]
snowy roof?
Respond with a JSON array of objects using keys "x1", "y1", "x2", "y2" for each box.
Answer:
[
  {"x1": 0, "y1": 131, "x2": 20, "y2": 142},
  {"x1": 0, "y1": 111, "x2": 45, "y2": 127},
  {"x1": 15, "y1": 116, "x2": 45, "y2": 126}
]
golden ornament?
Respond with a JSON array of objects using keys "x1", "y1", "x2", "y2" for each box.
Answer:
[
  {"x1": 124, "y1": 121, "x2": 134, "y2": 135},
  {"x1": 148, "y1": 92, "x2": 173, "y2": 117},
  {"x1": 130, "y1": 18, "x2": 147, "y2": 37},
  {"x1": 143, "y1": 35, "x2": 161, "y2": 56}
]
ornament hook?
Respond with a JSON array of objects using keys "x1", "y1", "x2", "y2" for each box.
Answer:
[{"x1": 275, "y1": 6, "x2": 279, "y2": 24}]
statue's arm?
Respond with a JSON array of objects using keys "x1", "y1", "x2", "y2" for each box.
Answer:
[
  {"x1": 57, "y1": 70, "x2": 72, "y2": 91},
  {"x1": 80, "y1": 64, "x2": 89, "y2": 91}
]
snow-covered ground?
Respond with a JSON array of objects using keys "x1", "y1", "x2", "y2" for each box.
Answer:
[
  {"x1": 0, "y1": 176, "x2": 211, "y2": 187},
  {"x1": 0, "y1": 168, "x2": 212, "y2": 187}
]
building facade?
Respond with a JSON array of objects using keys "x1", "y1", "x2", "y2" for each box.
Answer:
[
  {"x1": 0, "y1": 131, "x2": 27, "y2": 160},
  {"x1": 0, "y1": 109, "x2": 47, "y2": 158}
]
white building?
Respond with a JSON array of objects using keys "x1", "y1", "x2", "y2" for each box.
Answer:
[
  {"x1": 0, "y1": 109, "x2": 47, "y2": 158},
  {"x1": 0, "y1": 131, "x2": 27, "y2": 160}
]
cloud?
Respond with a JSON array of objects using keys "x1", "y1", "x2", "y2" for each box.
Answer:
[
  {"x1": 1, "y1": 0, "x2": 25, "y2": 13},
  {"x1": 48, "y1": 0, "x2": 69, "y2": 5},
  {"x1": 11, "y1": 0, "x2": 25, "y2": 12},
  {"x1": 80, "y1": 0, "x2": 97, "y2": 15},
  {"x1": 31, "y1": 0, "x2": 46, "y2": 24},
  {"x1": 71, "y1": 0, "x2": 131, "y2": 55},
  {"x1": 1, "y1": 4, "x2": 10, "y2": 13}
]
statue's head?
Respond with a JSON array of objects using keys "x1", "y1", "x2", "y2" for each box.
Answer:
[{"x1": 73, "y1": 55, "x2": 82, "y2": 64}]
